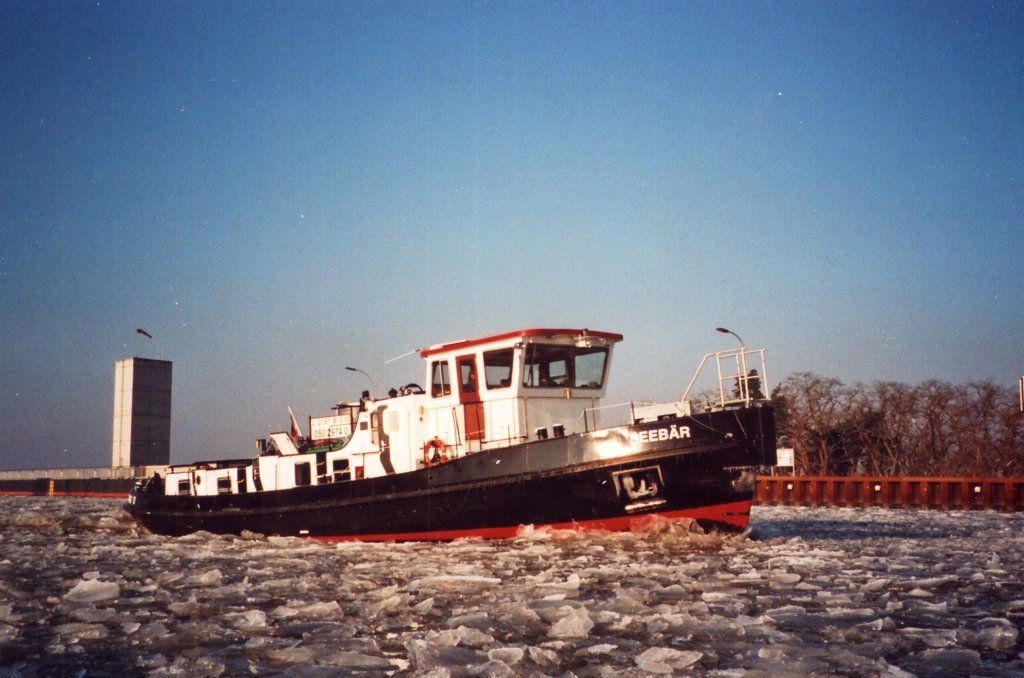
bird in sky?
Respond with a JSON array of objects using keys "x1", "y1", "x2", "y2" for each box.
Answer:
[{"x1": 136, "y1": 328, "x2": 153, "y2": 339}]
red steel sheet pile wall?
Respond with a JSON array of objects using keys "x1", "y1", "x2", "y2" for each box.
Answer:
[{"x1": 757, "y1": 476, "x2": 1024, "y2": 512}]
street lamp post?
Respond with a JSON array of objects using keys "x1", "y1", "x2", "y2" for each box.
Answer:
[
  {"x1": 715, "y1": 326, "x2": 745, "y2": 348},
  {"x1": 345, "y1": 366, "x2": 375, "y2": 399},
  {"x1": 715, "y1": 326, "x2": 752, "y2": 403}
]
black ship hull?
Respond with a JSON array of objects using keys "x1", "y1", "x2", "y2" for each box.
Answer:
[{"x1": 126, "y1": 406, "x2": 775, "y2": 540}]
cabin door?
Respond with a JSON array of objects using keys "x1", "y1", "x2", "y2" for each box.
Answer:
[{"x1": 457, "y1": 354, "x2": 485, "y2": 442}]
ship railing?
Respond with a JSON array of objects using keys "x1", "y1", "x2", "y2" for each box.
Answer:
[
  {"x1": 580, "y1": 401, "x2": 678, "y2": 431},
  {"x1": 681, "y1": 347, "x2": 769, "y2": 409},
  {"x1": 581, "y1": 402, "x2": 627, "y2": 432}
]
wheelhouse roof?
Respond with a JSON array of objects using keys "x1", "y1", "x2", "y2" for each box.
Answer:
[{"x1": 420, "y1": 328, "x2": 623, "y2": 358}]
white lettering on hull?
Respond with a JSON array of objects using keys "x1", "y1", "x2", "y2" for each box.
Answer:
[{"x1": 629, "y1": 425, "x2": 691, "y2": 445}]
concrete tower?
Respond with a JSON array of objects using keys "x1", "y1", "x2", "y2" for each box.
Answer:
[{"x1": 112, "y1": 358, "x2": 172, "y2": 468}]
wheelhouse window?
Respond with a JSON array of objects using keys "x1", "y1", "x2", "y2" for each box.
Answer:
[
  {"x1": 572, "y1": 346, "x2": 609, "y2": 388},
  {"x1": 523, "y1": 345, "x2": 567, "y2": 387},
  {"x1": 523, "y1": 344, "x2": 609, "y2": 389},
  {"x1": 484, "y1": 348, "x2": 514, "y2": 389},
  {"x1": 431, "y1": 360, "x2": 451, "y2": 397},
  {"x1": 458, "y1": 356, "x2": 478, "y2": 393}
]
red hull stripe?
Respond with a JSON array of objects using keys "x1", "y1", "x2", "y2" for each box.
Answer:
[{"x1": 314, "y1": 500, "x2": 752, "y2": 542}]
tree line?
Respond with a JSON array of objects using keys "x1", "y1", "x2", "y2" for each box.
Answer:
[{"x1": 771, "y1": 372, "x2": 1023, "y2": 477}]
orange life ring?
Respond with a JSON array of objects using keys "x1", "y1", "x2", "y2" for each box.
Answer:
[{"x1": 423, "y1": 437, "x2": 448, "y2": 466}]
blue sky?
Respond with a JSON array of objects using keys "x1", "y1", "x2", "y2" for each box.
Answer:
[{"x1": 2, "y1": 1, "x2": 1021, "y2": 470}]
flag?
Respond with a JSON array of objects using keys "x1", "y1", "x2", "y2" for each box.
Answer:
[{"x1": 288, "y1": 406, "x2": 303, "y2": 441}]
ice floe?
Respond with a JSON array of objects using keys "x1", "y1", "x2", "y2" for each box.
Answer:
[{"x1": 0, "y1": 496, "x2": 1021, "y2": 676}]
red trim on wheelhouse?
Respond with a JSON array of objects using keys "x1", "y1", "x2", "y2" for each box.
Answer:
[{"x1": 420, "y1": 328, "x2": 623, "y2": 358}]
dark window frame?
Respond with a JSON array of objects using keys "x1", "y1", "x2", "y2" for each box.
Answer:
[
  {"x1": 431, "y1": 360, "x2": 452, "y2": 397},
  {"x1": 294, "y1": 462, "x2": 312, "y2": 487},
  {"x1": 483, "y1": 348, "x2": 515, "y2": 389},
  {"x1": 216, "y1": 476, "x2": 232, "y2": 494},
  {"x1": 522, "y1": 344, "x2": 609, "y2": 390}
]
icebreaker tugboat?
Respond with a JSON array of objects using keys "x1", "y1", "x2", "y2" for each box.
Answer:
[{"x1": 127, "y1": 328, "x2": 776, "y2": 540}]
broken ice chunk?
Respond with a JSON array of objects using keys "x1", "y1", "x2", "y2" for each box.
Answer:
[
  {"x1": 404, "y1": 638, "x2": 483, "y2": 671},
  {"x1": 824, "y1": 607, "x2": 877, "y2": 622},
  {"x1": 219, "y1": 609, "x2": 268, "y2": 630},
  {"x1": 0, "y1": 622, "x2": 18, "y2": 643},
  {"x1": 261, "y1": 644, "x2": 316, "y2": 665},
  {"x1": 408, "y1": 574, "x2": 502, "y2": 592},
  {"x1": 860, "y1": 578, "x2": 891, "y2": 593},
  {"x1": 487, "y1": 646, "x2": 524, "y2": 665},
  {"x1": 904, "y1": 599, "x2": 948, "y2": 614},
  {"x1": 758, "y1": 647, "x2": 788, "y2": 661},
  {"x1": 270, "y1": 605, "x2": 300, "y2": 619},
  {"x1": 905, "y1": 575, "x2": 958, "y2": 591},
  {"x1": 52, "y1": 622, "x2": 109, "y2": 641},
  {"x1": 468, "y1": 659, "x2": 515, "y2": 677},
  {"x1": 858, "y1": 617, "x2": 895, "y2": 632},
  {"x1": 903, "y1": 649, "x2": 981, "y2": 676},
  {"x1": 134, "y1": 622, "x2": 171, "y2": 641},
  {"x1": 701, "y1": 589, "x2": 744, "y2": 603},
  {"x1": 63, "y1": 578, "x2": 120, "y2": 604},
  {"x1": 547, "y1": 606, "x2": 594, "y2": 639},
  {"x1": 70, "y1": 606, "x2": 116, "y2": 623},
  {"x1": 972, "y1": 617, "x2": 1019, "y2": 650},
  {"x1": 296, "y1": 600, "x2": 341, "y2": 620},
  {"x1": 898, "y1": 627, "x2": 959, "y2": 648},
  {"x1": 769, "y1": 572, "x2": 802, "y2": 587},
  {"x1": 635, "y1": 647, "x2": 702, "y2": 673},
  {"x1": 527, "y1": 645, "x2": 560, "y2": 669},
  {"x1": 181, "y1": 568, "x2": 223, "y2": 588},
  {"x1": 318, "y1": 650, "x2": 396, "y2": 670},
  {"x1": 452, "y1": 625, "x2": 495, "y2": 648}
]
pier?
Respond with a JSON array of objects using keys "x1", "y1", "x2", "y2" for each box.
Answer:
[{"x1": 0, "y1": 466, "x2": 161, "y2": 498}]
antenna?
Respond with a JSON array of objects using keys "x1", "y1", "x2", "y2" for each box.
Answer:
[{"x1": 385, "y1": 347, "x2": 425, "y2": 364}]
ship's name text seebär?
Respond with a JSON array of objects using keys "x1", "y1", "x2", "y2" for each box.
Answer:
[{"x1": 631, "y1": 425, "x2": 691, "y2": 444}]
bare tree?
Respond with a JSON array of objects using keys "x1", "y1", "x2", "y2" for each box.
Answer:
[
  {"x1": 772, "y1": 373, "x2": 1023, "y2": 477},
  {"x1": 954, "y1": 381, "x2": 1023, "y2": 476},
  {"x1": 907, "y1": 381, "x2": 959, "y2": 475},
  {"x1": 868, "y1": 381, "x2": 921, "y2": 476},
  {"x1": 773, "y1": 372, "x2": 849, "y2": 475}
]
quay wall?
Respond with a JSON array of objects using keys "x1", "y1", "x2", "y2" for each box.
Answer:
[
  {"x1": 0, "y1": 466, "x2": 163, "y2": 498},
  {"x1": 757, "y1": 475, "x2": 1024, "y2": 512}
]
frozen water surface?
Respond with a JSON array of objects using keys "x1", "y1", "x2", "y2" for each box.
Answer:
[{"x1": 0, "y1": 498, "x2": 1021, "y2": 676}]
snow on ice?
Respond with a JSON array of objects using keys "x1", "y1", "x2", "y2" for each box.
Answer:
[{"x1": 0, "y1": 497, "x2": 1021, "y2": 676}]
